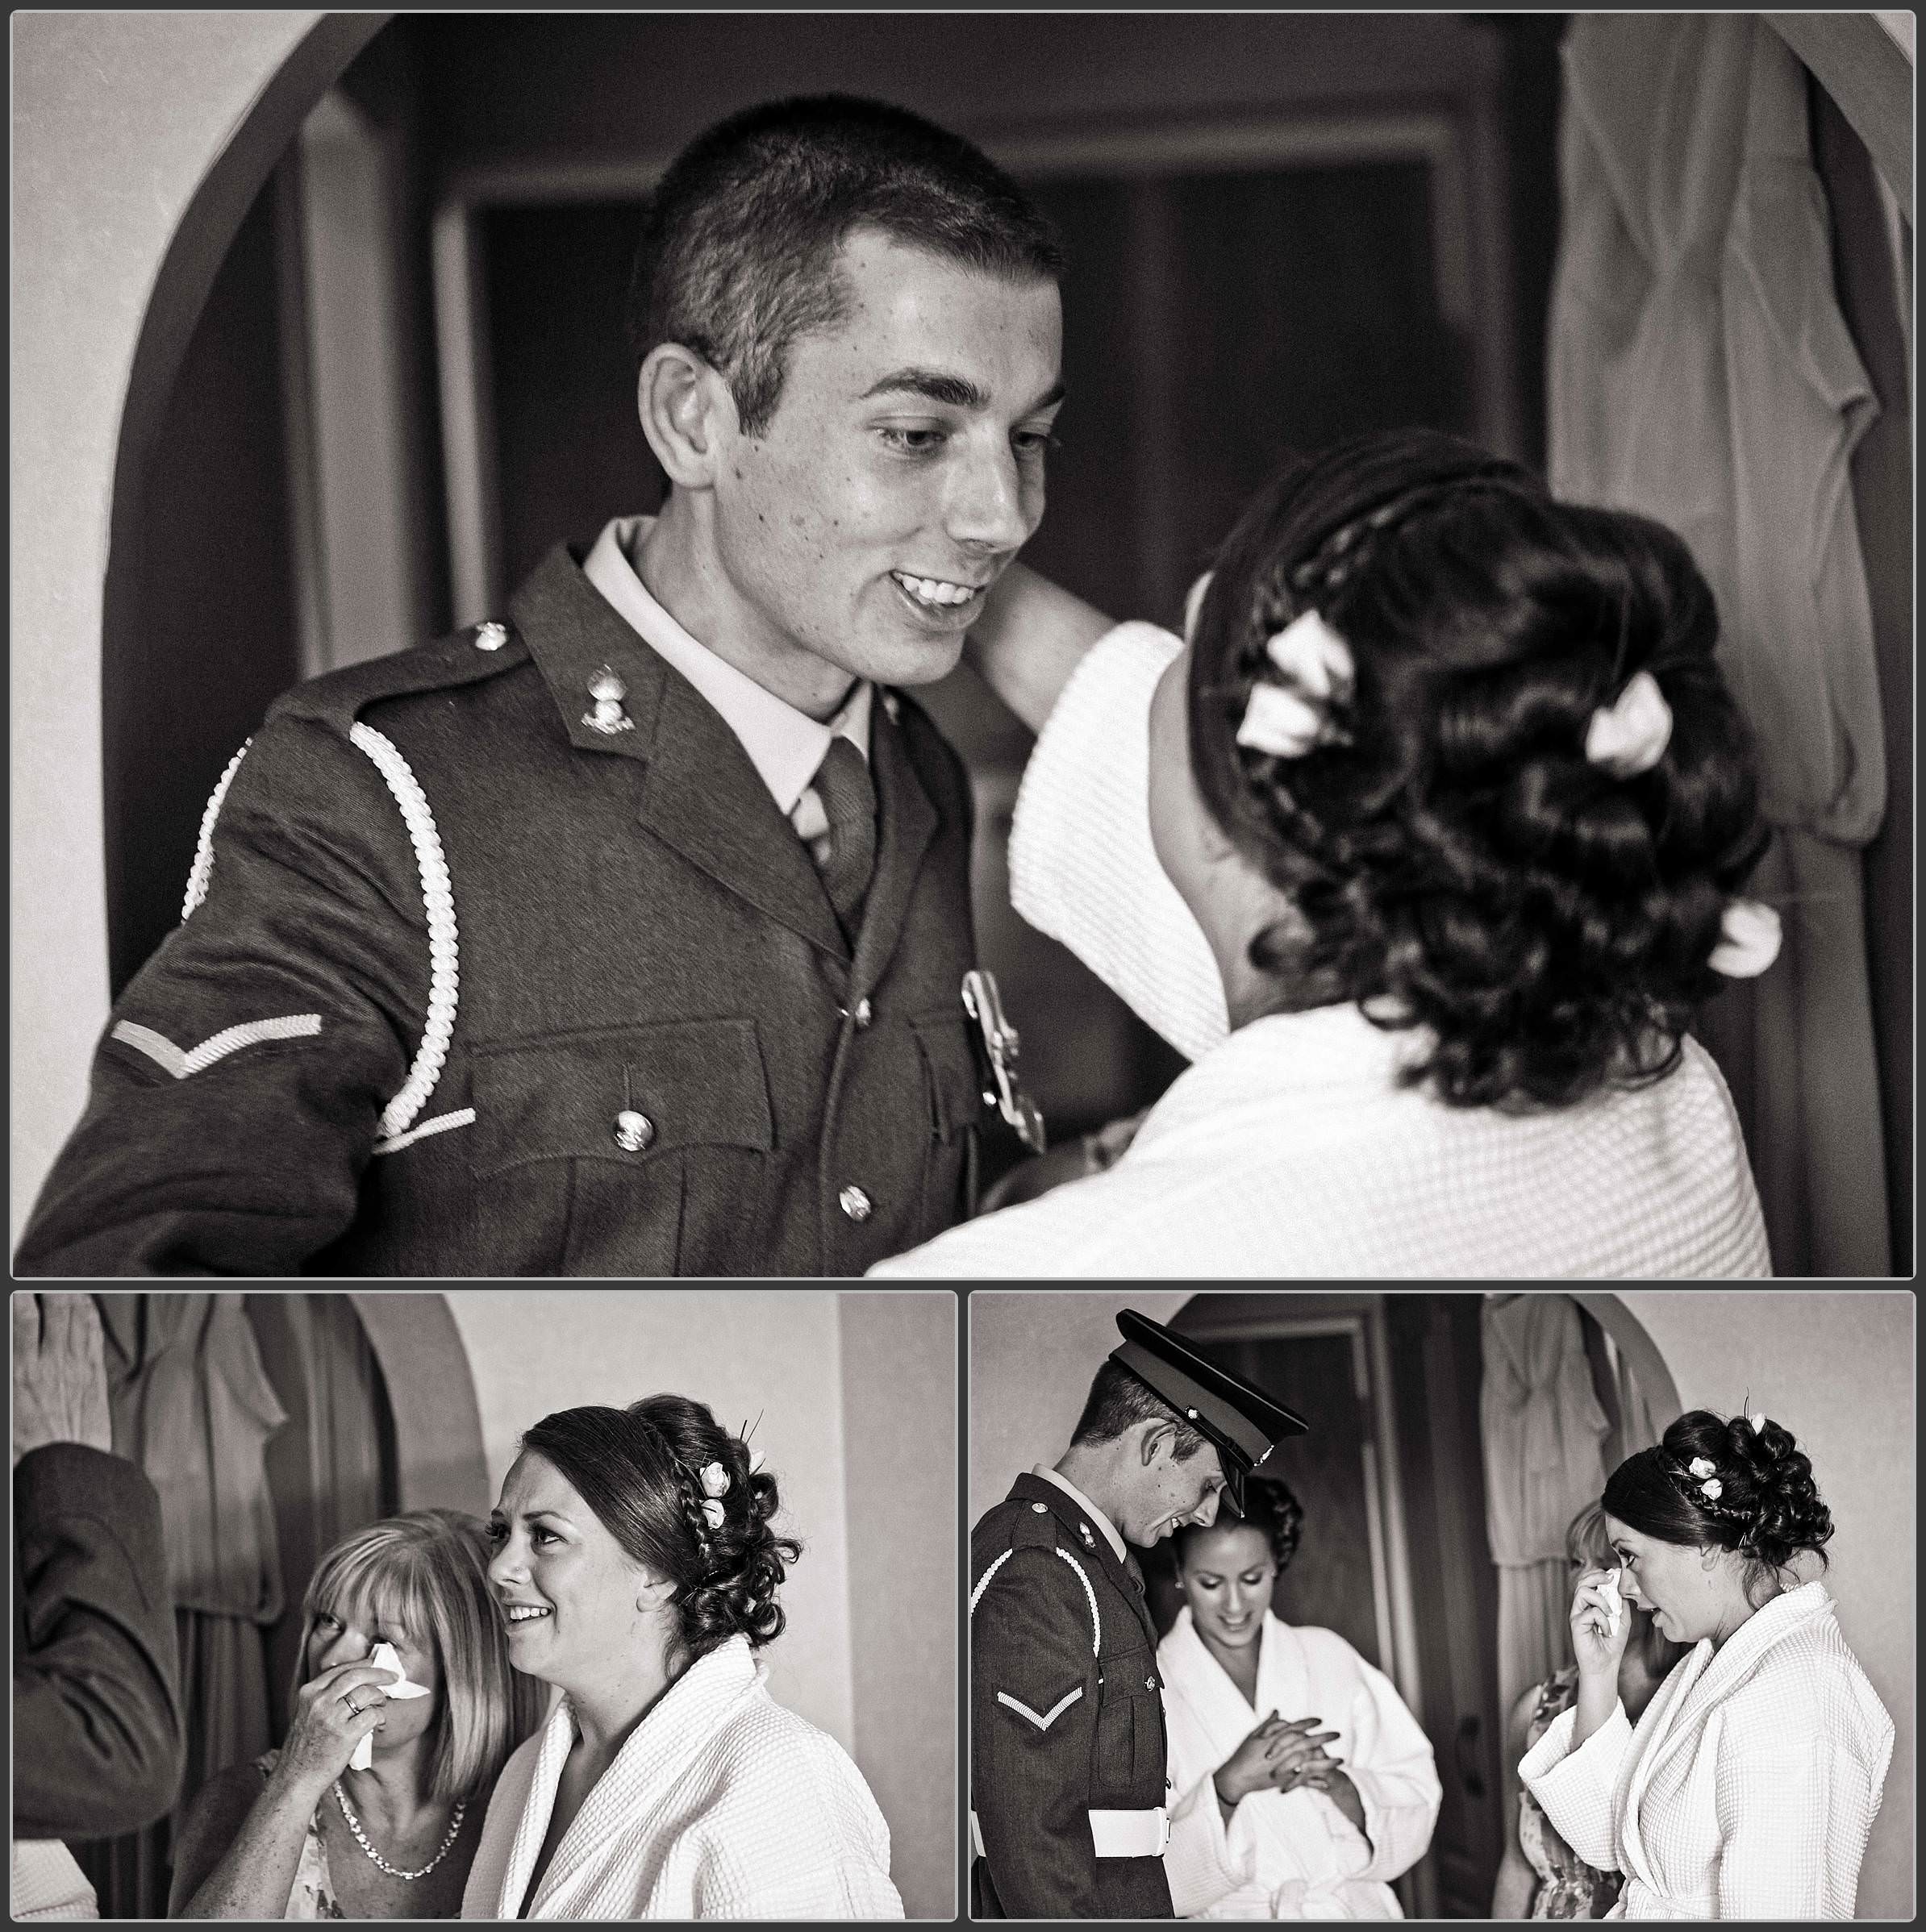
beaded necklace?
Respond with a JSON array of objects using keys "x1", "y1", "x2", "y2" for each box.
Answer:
[{"x1": 331, "y1": 1780, "x2": 467, "y2": 1882}]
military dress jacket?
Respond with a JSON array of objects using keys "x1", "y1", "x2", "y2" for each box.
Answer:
[
  {"x1": 14, "y1": 1444, "x2": 183, "y2": 1839},
  {"x1": 16, "y1": 544, "x2": 984, "y2": 1276},
  {"x1": 969, "y1": 1473, "x2": 1174, "y2": 1920}
]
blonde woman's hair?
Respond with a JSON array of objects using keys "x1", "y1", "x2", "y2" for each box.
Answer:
[{"x1": 294, "y1": 1509, "x2": 543, "y2": 1802}]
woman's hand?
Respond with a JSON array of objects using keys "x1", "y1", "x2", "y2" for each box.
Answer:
[
  {"x1": 1213, "y1": 1712, "x2": 1295, "y2": 1805},
  {"x1": 1264, "y1": 1721, "x2": 1344, "y2": 1797},
  {"x1": 1569, "y1": 1568, "x2": 1630, "y2": 1682},
  {"x1": 269, "y1": 1660, "x2": 398, "y2": 1799},
  {"x1": 1215, "y1": 1714, "x2": 1340, "y2": 1805}
]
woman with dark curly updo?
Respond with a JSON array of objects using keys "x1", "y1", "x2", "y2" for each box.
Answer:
[
  {"x1": 1157, "y1": 1479, "x2": 1440, "y2": 1918},
  {"x1": 1520, "y1": 1411, "x2": 1892, "y2": 1917},
  {"x1": 876, "y1": 428, "x2": 1774, "y2": 1279},
  {"x1": 462, "y1": 1397, "x2": 903, "y2": 1919}
]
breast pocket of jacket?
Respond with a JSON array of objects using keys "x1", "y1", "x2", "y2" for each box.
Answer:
[
  {"x1": 1092, "y1": 1651, "x2": 1165, "y2": 1805},
  {"x1": 909, "y1": 1011, "x2": 987, "y2": 1230},
  {"x1": 470, "y1": 1017, "x2": 774, "y2": 1275}
]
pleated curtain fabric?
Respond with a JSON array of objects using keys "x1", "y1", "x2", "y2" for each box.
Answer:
[
  {"x1": 1547, "y1": 14, "x2": 1892, "y2": 1275},
  {"x1": 1479, "y1": 1296, "x2": 1611, "y2": 1728}
]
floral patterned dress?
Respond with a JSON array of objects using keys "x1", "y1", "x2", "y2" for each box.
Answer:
[
  {"x1": 1518, "y1": 1670, "x2": 1621, "y2": 1920},
  {"x1": 254, "y1": 1751, "x2": 344, "y2": 1919}
]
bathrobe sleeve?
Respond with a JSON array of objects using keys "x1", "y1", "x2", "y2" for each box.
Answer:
[
  {"x1": 1334, "y1": 1651, "x2": 1443, "y2": 1884},
  {"x1": 1163, "y1": 1772, "x2": 1261, "y2": 1917},
  {"x1": 1712, "y1": 1680, "x2": 1885, "y2": 1920},
  {"x1": 1518, "y1": 1700, "x2": 1630, "y2": 1874},
  {"x1": 1007, "y1": 621, "x2": 1229, "y2": 1065}
]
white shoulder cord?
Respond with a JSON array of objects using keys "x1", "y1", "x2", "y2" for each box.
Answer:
[
  {"x1": 182, "y1": 741, "x2": 252, "y2": 919},
  {"x1": 970, "y1": 1546, "x2": 1102, "y2": 1656},
  {"x1": 180, "y1": 726, "x2": 459, "y2": 1147}
]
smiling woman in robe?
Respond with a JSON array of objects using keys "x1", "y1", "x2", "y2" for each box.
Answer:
[
  {"x1": 1157, "y1": 1478, "x2": 1440, "y2": 1918},
  {"x1": 463, "y1": 1396, "x2": 903, "y2": 1920},
  {"x1": 1522, "y1": 1411, "x2": 1893, "y2": 1918}
]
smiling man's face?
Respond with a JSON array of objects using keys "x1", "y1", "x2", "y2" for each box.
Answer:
[{"x1": 705, "y1": 225, "x2": 1062, "y2": 707}]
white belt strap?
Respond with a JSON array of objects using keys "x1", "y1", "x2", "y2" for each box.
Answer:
[
  {"x1": 970, "y1": 1808, "x2": 1168, "y2": 1860},
  {"x1": 1090, "y1": 1807, "x2": 1170, "y2": 1859},
  {"x1": 181, "y1": 727, "x2": 461, "y2": 1150}
]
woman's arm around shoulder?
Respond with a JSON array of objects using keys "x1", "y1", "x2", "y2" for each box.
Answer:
[
  {"x1": 966, "y1": 562, "x2": 1119, "y2": 736},
  {"x1": 1490, "y1": 1682, "x2": 1546, "y2": 1917}
]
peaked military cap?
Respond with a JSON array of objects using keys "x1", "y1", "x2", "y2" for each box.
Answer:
[{"x1": 1111, "y1": 1309, "x2": 1308, "y2": 1514}]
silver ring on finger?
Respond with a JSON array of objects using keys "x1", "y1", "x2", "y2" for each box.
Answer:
[{"x1": 341, "y1": 1691, "x2": 362, "y2": 1717}]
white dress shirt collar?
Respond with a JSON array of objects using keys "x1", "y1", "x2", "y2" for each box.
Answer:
[
  {"x1": 1034, "y1": 1464, "x2": 1131, "y2": 1564},
  {"x1": 582, "y1": 514, "x2": 871, "y2": 814}
]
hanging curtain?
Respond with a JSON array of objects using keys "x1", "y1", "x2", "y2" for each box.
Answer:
[
  {"x1": 1480, "y1": 1296, "x2": 1610, "y2": 1726},
  {"x1": 75, "y1": 1297, "x2": 398, "y2": 1918},
  {"x1": 246, "y1": 1293, "x2": 397, "y2": 1722},
  {"x1": 1547, "y1": 14, "x2": 1891, "y2": 1276},
  {"x1": 80, "y1": 1296, "x2": 288, "y2": 1920}
]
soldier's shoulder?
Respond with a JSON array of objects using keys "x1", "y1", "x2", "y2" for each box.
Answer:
[{"x1": 265, "y1": 618, "x2": 535, "y2": 737}]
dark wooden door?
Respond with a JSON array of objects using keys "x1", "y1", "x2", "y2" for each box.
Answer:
[{"x1": 1385, "y1": 1294, "x2": 1505, "y2": 1917}]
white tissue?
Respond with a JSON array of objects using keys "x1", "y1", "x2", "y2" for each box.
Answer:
[
  {"x1": 1596, "y1": 1568, "x2": 1624, "y2": 1638},
  {"x1": 348, "y1": 1640, "x2": 429, "y2": 1771}
]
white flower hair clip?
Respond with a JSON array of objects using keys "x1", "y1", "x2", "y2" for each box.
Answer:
[
  {"x1": 1686, "y1": 1455, "x2": 1723, "y2": 1501},
  {"x1": 1708, "y1": 899, "x2": 1782, "y2": 978},
  {"x1": 698, "y1": 1460, "x2": 729, "y2": 1530},
  {"x1": 1748, "y1": 1411, "x2": 1769, "y2": 1435},
  {"x1": 1586, "y1": 668, "x2": 1673, "y2": 777},
  {"x1": 1236, "y1": 608, "x2": 1356, "y2": 759}
]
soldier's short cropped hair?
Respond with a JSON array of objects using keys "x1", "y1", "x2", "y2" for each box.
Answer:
[
  {"x1": 626, "y1": 93, "x2": 1063, "y2": 437},
  {"x1": 1070, "y1": 1357, "x2": 1210, "y2": 1459}
]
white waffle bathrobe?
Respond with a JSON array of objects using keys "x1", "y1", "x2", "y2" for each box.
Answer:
[
  {"x1": 1158, "y1": 1610, "x2": 1440, "y2": 1919},
  {"x1": 873, "y1": 622, "x2": 1770, "y2": 1279},
  {"x1": 461, "y1": 1637, "x2": 903, "y2": 1919},
  {"x1": 1519, "y1": 1581, "x2": 1892, "y2": 1918}
]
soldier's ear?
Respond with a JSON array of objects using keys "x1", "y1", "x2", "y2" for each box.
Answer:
[
  {"x1": 638, "y1": 343, "x2": 736, "y2": 489},
  {"x1": 1139, "y1": 1418, "x2": 1176, "y2": 1469}
]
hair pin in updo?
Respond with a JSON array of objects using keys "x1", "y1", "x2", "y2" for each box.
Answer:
[
  {"x1": 698, "y1": 1459, "x2": 729, "y2": 1530},
  {"x1": 1236, "y1": 609, "x2": 1355, "y2": 760},
  {"x1": 1586, "y1": 669, "x2": 1674, "y2": 777},
  {"x1": 1708, "y1": 900, "x2": 1782, "y2": 979}
]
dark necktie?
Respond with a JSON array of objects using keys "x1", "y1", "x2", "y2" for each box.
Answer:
[{"x1": 812, "y1": 737, "x2": 878, "y2": 936}]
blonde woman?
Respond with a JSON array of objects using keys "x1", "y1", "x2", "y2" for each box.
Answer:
[{"x1": 171, "y1": 1511, "x2": 543, "y2": 1918}]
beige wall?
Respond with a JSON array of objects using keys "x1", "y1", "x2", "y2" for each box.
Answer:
[
  {"x1": 968, "y1": 1289, "x2": 1190, "y2": 1526},
  {"x1": 1619, "y1": 1289, "x2": 1914, "y2": 1921},
  {"x1": 10, "y1": 11, "x2": 324, "y2": 1247},
  {"x1": 444, "y1": 1288, "x2": 957, "y2": 1915},
  {"x1": 840, "y1": 1293, "x2": 958, "y2": 1919}
]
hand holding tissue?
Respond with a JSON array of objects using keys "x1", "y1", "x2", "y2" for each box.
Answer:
[
  {"x1": 348, "y1": 1641, "x2": 430, "y2": 1771},
  {"x1": 1596, "y1": 1568, "x2": 1624, "y2": 1639}
]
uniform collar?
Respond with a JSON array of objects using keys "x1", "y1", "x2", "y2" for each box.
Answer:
[
  {"x1": 583, "y1": 514, "x2": 872, "y2": 814},
  {"x1": 1034, "y1": 1464, "x2": 1130, "y2": 1564}
]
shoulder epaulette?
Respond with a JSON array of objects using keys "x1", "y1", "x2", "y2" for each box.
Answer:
[{"x1": 269, "y1": 618, "x2": 530, "y2": 734}]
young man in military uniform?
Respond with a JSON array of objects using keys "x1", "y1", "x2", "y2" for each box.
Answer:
[
  {"x1": 16, "y1": 96, "x2": 1065, "y2": 1276},
  {"x1": 970, "y1": 1310, "x2": 1311, "y2": 1917}
]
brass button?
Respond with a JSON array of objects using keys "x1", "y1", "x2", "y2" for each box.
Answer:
[
  {"x1": 614, "y1": 1110, "x2": 654, "y2": 1153},
  {"x1": 475, "y1": 621, "x2": 507, "y2": 652},
  {"x1": 1146, "y1": 1676, "x2": 1157, "y2": 1690},
  {"x1": 838, "y1": 1185, "x2": 872, "y2": 1222},
  {"x1": 1031, "y1": 1502, "x2": 1048, "y2": 1514},
  {"x1": 852, "y1": 997, "x2": 873, "y2": 1029}
]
